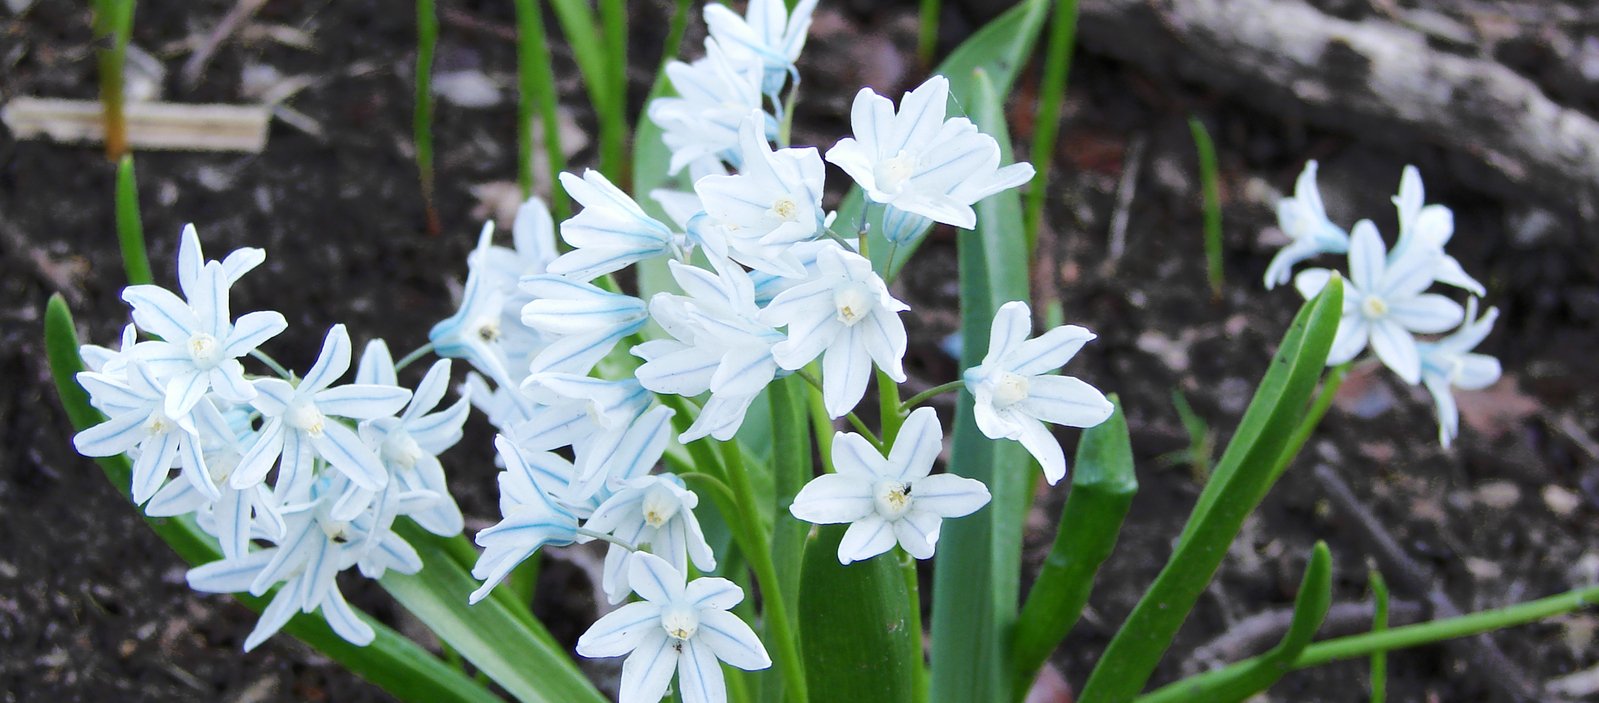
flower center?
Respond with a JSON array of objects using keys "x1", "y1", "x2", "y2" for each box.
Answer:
[
  {"x1": 991, "y1": 372, "x2": 1030, "y2": 409},
  {"x1": 833, "y1": 283, "x2": 874, "y2": 326},
  {"x1": 873, "y1": 480, "x2": 913, "y2": 520},
  {"x1": 771, "y1": 196, "x2": 799, "y2": 222},
  {"x1": 188, "y1": 332, "x2": 222, "y2": 367},
  {"x1": 876, "y1": 150, "x2": 917, "y2": 194},
  {"x1": 661, "y1": 606, "x2": 700, "y2": 641},
  {"x1": 381, "y1": 432, "x2": 423, "y2": 470},
  {"x1": 641, "y1": 485, "x2": 681, "y2": 528},
  {"x1": 1361, "y1": 295, "x2": 1390, "y2": 319},
  {"x1": 144, "y1": 409, "x2": 174, "y2": 436},
  {"x1": 474, "y1": 318, "x2": 501, "y2": 343},
  {"x1": 287, "y1": 401, "x2": 327, "y2": 437}
]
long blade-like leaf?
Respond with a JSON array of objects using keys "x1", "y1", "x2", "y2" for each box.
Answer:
[
  {"x1": 1010, "y1": 394, "x2": 1136, "y2": 695},
  {"x1": 799, "y1": 526, "x2": 917, "y2": 703},
  {"x1": 927, "y1": 66, "x2": 1035, "y2": 703},
  {"x1": 43, "y1": 294, "x2": 499, "y2": 703},
  {"x1": 1077, "y1": 277, "x2": 1344, "y2": 702},
  {"x1": 115, "y1": 155, "x2": 152, "y2": 286}
]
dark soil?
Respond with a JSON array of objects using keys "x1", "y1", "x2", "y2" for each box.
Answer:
[{"x1": 4, "y1": 1, "x2": 1598, "y2": 701}]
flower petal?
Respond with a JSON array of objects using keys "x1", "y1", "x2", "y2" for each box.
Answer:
[
  {"x1": 685, "y1": 577, "x2": 745, "y2": 611},
  {"x1": 577, "y1": 601, "x2": 664, "y2": 658},
  {"x1": 886, "y1": 406, "x2": 942, "y2": 482},
  {"x1": 300, "y1": 325, "x2": 353, "y2": 393},
  {"x1": 789, "y1": 473, "x2": 875, "y2": 524},
  {"x1": 1369, "y1": 319, "x2": 1422, "y2": 384},
  {"x1": 910, "y1": 473, "x2": 991, "y2": 518},
  {"x1": 696, "y1": 609, "x2": 771, "y2": 671},
  {"x1": 315, "y1": 384, "x2": 412, "y2": 420},
  {"x1": 837, "y1": 514, "x2": 896, "y2": 564},
  {"x1": 677, "y1": 636, "x2": 728, "y2": 703},
  {"x1": 617, "y1": 629, "x2": 678, "y2": 703},
  {"x1": 627, "y1": 551, "x2": 687, "y2": 604},
  {"x1": 1020, "y1": 375, "x2": 1114, "y2": 428}
]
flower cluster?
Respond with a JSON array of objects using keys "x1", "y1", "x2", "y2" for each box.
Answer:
[
  {"x1": 70, "y1": 3, "x2": 1117, "y2": 700},
  {"x1": 1265, "y1": 163, "x2": 1501, "y2": 446},
  {"x1": 73, "y1": 227, "x2": 471, "y2": 649}
]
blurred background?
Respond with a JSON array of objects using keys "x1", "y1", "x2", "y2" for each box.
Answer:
[{"x1": 3, "y1": 0, "x2": 1598, "y2": 700}]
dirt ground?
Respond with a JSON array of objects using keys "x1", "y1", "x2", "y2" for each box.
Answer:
[{"x1": 3, "y1": 1, "x2": 1598, "y2": 701}]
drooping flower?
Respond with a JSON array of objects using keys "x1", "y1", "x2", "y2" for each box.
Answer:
[
  {"x1": 690, "y1": 112, "x2": 826, "y2": 278},
  {"x1": 519, "y1": 274, "x2": 648, "y2": 376},
  {"x1": 584, "y1": 475, "x2": 716, "y2": 604},
  {"x1": 789, "y1": 407, "x2": 990, "y2": 563},
  {"x1": 1295, "y1": 220, "x2": 1464, "y2": 383},
  {"x1": 962, "y1": 301, "x2": 1115, "y2": 484},
  {"x1": 470, "y1": 435, "x2": 583, "y2": 604},
  {"x1": 122, "y1": 258, "x2": 287, "y2": 418},
  {"x1": 649, "y1": 39, "x2": 771, "y2": 175},
  {"x1": 759, "y1": 245, "x2": 908, "y2": 418},
  {"x1": 546, "y1": 170, "x2": 686, "y2": 281},
  {"x1": 576, "y1": 552, "x2": 771, "y2": 703},
  {"x1": 1263, "y1": 161, "x2": 1350, "y2": 290},
  {"x1": 703, "y1": 0, "x2": 818, "y2": 95},
  {"x1": 430, "y1": 222, "x2": 520, "y2": 388},
  {"x1": 1390, "y1": 165, "x2": 1485, "y2": 296},
  {"x1": 231, "y1": 325, "x2": 412, "y2": 502},
  {"x1": 1418, "y1": 298, "x2": 1502, "y2": 447},
  {"x1": 824, "y1": 75, "x2": 1034, "y2": 243},
  {"x1": 634, "y1": 258, "x2": 785, "y2": 442}
]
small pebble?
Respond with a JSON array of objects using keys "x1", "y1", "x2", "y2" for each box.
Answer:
[{"x1": 1543, "y1": 484, "x2": 1582, "y2": 517}]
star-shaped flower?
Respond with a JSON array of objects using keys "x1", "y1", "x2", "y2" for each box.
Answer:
[
  {"x1": 962, "y1": 301, "x2": 1114, "y2": 484},
  {"x1": 74, "y1": 360, "x2": 232, "y2": 504},
  {"x1": 789, "y1": 407, "x2": 990, "y2": 563},
  {"x1": 470, "y1": 435, "x2": 584, "y2": 604},
  {"x1": 649, "y1": 39, "x2": 771, "y2": 175},
  {"x1": 703, "y1": 0, "x2": 818, "y2": 95},
  {"x1": 547, "y1": 170, "x2": 684, "y2": 281},
  {"x1": 758, "y1": 245, "x2": 909, "y2": 418},
  {"x1": 690, "y1": 112, "x2": 826, "y2": 278},
  {"x1": 584, "y1": 475, "x2": 716, "y2": 604},
  {"x1": 824, "y1": 75, "x2": 1034, "y2": 242},
  {"x1": 1389, "y1": 165, "x2": 1484, "y2": 296},
  {"x1": 576, "y1": 552, "x2": 771, "y2": 703},
  {"x1": 1295, "y1": 220, "x2": 1464, "y2": 383}
]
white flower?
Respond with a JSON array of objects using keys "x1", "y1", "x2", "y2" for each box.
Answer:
[
  {"x1": 634, "y1": 258, "x2": 785, "y2": 442},
  {"x1": 1419, "y1": 298, "x2": 1502, "y2": 447},
  {"x1": 758, "y1": 245, "x2": 908, "y2": 418},
  {"x1": 789, "y1": 407, "x2": 989, "y2": 563},
  {"x1": 1295, "y1": 221, "x2": 1464, "y2": 383},
  {"x1": 73, "y1": 360, "x2": 231, "y2": 505},
  {"x1": 176, "y1": 222, "x2": 266, "y2": 289},
  {"x1": 518, "y1": 374, "x2": 675, "y2": 501},
  {"x1": 351, "y1": 340, "x2": 472, "y2": 536},
  {"x1": 122, "y1": 256, "x2": 287, "y2": 417},
  {"x1": 576, "y1": 552, "x2": 771, "y2": 703},
  {"x1": 547, "y1": 170, "x2": 684, "y2": 282},
  {"x1": 690, "y1": 112, "x2": 826, "y2": 277},
  {"x1": 430, "y1": 222, "x2": 520, "y2": 387},
  {"x1": 962, "y1": 301, "x2": 1114, "y2": 484},
  {"x1": 470, "y1": 435, "x2": 583, "y2": 604},
  {"x1": 1263, "y1": 160, "x2": 1350, "y2": 289},
  {"x1": 649, "y1": 39, "x2": 771, "y2": 175},
  {"x1": 231, "y1": 325, "x2": 412, "y2": 501},
  {"x1": 519, "y1": 274, "x2": 648, "y2": 376},
  {"x1": 585, "y1": 475, "x2": 716, "y2": 604},
  {"x1": 144, "y1": 413, "x2": 286, "y2": 559},
  {"x1": 1390, "y1": 165, "x2": 1484, "y2": 296},
  {"x1": 824, "y1": 75, "x2": 1034, "y2": 241},
  {"x1": 703, "y1": 0, "x2": 818, "y2": 95}
]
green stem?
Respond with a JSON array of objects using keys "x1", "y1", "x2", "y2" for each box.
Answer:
[
  {"x1": 394, "y1": 342, "x2": 436, "y2": 373},
  {"x1": 900, "y1": 381, "x2": 965, "y2": 413},
  {"x1": 114, "y1": 155, "x2": 152, "y2": 286},
  {"x1": 676, "y1": 471, "x2": 738, "y2": 509},
  {"x1": 414, "y1": 0, "x2": 440, "y2": 235},
  {"x1": 806, "y1": 376, "x2": 836, "y2": 469},
  {"x1": 1138, "y1": 585, "x2": 1599, "y2": 703},
  {"x1": 249, "y1": 349, "x2": 294, "y2": 380},
  {"x1": 720, "y1": 441, "x2": 809, "y2": 703},
  {"x1": 877, "y1": 370, "x2": 905, "y2": 445},
  {"x1": 900, "y1": 548, "x2": 929, "y2": 703},
  {"x1": 793, "y1": 368, "x2": 881, "y2": 449},
  {"x1": 1267, "y1": 362, "x2": 1349, "y2": 484},
  {"x1": 1022, "y1": 0, "x2": 1079, "y2": 254},
  {"x1": 576, "y1": 527, "x2": 640, "y2": 551},
  {"x1": 1369, "y1": 570, "x2": 1389, "y2": 703},
  {"x1": 93, "y1": 0, "x2": 134, "y2": 161},
  {"x1": 917, "y1": 0, "x2": 941, "y2": 66},
  {"x1": 597, "y1": 0, "x2": 629, "y2": 181}
]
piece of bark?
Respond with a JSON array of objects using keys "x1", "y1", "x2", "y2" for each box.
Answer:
[
  {"x1": 1076, "y1": 0, "x2": 1599, "y2": 220},
  {"x1": 2, "y1": 97, "x2": 270, "y2": 153}
]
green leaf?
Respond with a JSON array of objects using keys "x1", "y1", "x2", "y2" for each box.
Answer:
[
  {"x1": 798, "y1": 527, "x2": 916, "y2": 703},
  {"x1": 115, "y1": 155, "x2": 152, "y2": 286},
  {"x1": 928, "y1": 66, "x2": 1035, "y2": 703},
  {"x1": 1138, "y1": 542, "x2": 1333, "y2": 703},
  {"x1": 415, "y1": 0, "x2": 438, "y2": 232},
  {"x1": 1369, "y1": 569, "x2": 1390, "y2": 703},
  {"x1": 1010, "y1": 394, "x2": 1136, "y2": 695},
  {"x1": 513, "y1": 0, "x2": 568, "y2": 217},
  {"x1": 383, "y1": 521, "x2": 606, "y2": 703},
  {"x1": 44, "y1": 294, "x2": 499, "y2": 703},
  {"x1": 1188, "y1": 115, "x2": 1225, "y2": 297},
  {"x1": 1077, "y1": 276, "x2": 1345, "y2": 702},
  {"x1": 837, "y1": 0, "x2": 1051, "y2": 279},
  {"x1": 769, "y1": 375, "x2": 812, "y2": 626},
  {"x1": 548, "y1": 0, "x2": 619, "y2": 180},
  {"x1": 1022, "y1": 0, "x2": 1080, "y2": 255}
]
